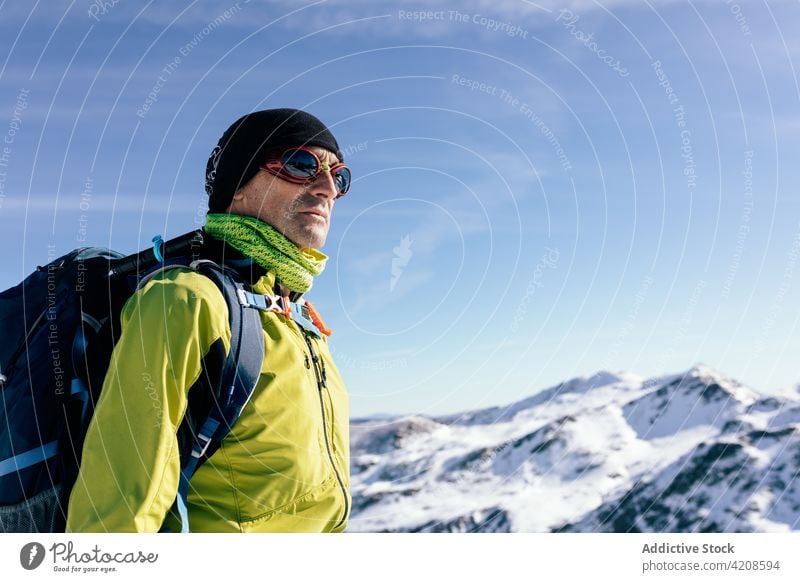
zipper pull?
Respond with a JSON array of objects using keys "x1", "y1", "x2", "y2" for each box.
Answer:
[
  {"x1": 320, "y1": 360, "x2": 328, "y2": 387},
  {"x1": 304, "y1": 354, "x2": 311, "y2": 369}
]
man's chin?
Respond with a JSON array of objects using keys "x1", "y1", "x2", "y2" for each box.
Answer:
[{"x1": 291, "y1": 227, "x2": 328, "y2": 250}]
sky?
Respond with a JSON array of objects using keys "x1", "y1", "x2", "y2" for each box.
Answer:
[{"x1": 0, "y1": 0, "x2": 798, "y2": 418}]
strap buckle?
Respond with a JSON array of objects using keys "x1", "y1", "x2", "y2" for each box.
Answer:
[
  {"x1": 191, "y1": 418, "x2": 221, "y2": 459},
  {"x1": 235, "y1": 289, "x2": 321, "y2": 337},
  {"x1": 236, "y1": 289, "x2": 284, "y2": 312}
]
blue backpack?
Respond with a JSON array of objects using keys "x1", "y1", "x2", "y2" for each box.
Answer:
[{"x1": 0, "y1": 230, "x2": 265, "y2": 533}]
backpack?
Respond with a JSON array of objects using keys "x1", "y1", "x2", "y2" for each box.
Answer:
[{"x1": 0, "y1": 230, "x2": 265, "y2": 533}]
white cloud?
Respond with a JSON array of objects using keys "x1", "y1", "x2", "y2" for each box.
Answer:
[{"x1": 1, "y1": 0, "x2": 756, "y2": 32}]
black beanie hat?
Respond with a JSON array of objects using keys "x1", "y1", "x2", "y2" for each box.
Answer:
[{"x1": 205, "y1": 108, "x2": 343, "y2": 212}]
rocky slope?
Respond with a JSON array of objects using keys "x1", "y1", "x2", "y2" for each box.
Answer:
[{"x1": 348, "y1": 364, "x2": 800, "y2": 532}]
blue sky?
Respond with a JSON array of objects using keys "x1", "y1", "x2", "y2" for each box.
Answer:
[{"x1": 1, "y1": 0, "x2": 798, "y2": 417}]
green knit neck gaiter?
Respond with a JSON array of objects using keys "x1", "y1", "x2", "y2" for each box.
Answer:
[{"x1": 204, "y1": 213, "x2": 327, "y2": 293}]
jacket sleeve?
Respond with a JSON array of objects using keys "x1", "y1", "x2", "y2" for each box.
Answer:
[{"x1": 66, "y1": 268, "x2": 230, "y2": 532}]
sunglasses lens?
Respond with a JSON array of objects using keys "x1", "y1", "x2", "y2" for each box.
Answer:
[
  {"x1": 275, "y1": 148, "x2": 351, "y2": 195},
  {"x1": 281, "y1": 149, "x2": 318, "y2": 178},
  {"x1": 333, "y1": 167, "x2": 351, "y2": 195}
]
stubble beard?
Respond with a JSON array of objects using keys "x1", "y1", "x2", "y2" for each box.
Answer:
[{"x1": 284, "y1": 193, "x2": 329, "y2": 249}]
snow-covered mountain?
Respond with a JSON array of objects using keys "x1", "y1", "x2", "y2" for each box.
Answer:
[{"x1": 348, "y1": 364, "x2": 800, "y2": 532}]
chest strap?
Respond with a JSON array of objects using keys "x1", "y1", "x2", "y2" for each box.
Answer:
[{"x1": 236, "y1": 289, "x2": 322, "y2": 339}]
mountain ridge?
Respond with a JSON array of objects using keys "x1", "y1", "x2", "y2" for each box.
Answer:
[{"x1": 348, "y1": 364, "x2": 800, "y2": 532}]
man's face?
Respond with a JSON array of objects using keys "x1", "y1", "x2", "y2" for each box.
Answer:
[{"x1": 226, "y1": 146, "x2": 341, "y2": 249}]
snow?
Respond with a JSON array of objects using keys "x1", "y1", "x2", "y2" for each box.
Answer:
[{"x1": 348, "y1": 364, "x2": 800, "y2": 532}]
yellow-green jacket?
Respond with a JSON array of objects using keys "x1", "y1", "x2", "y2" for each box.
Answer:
[{"x1": 66, "y1": 266, "x2": 350, "y2": 532}]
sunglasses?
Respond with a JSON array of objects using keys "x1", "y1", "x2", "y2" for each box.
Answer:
[{"x1": 261, "y1": 147, "x2": 352, "y2": 197}]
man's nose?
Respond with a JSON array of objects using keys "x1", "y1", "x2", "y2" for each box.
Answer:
[{"x1": 307, "y1": 169, "x2": 339, "y2": 200}]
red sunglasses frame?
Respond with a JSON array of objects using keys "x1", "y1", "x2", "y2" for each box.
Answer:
[{"x1": 260, "y1": 146, "x2": 351, "y2": 197}]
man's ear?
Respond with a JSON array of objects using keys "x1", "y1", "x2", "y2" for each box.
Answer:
[{"x1": 225, "y1": 188, "x2": 246, "y2": 213}]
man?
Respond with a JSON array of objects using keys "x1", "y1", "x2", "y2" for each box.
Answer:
[{"x1": 66, "y1": 108, "x2": 351, "y2": 532}]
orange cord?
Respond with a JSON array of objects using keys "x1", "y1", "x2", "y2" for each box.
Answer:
[
  {"x1": 281, "y1": 295, "x2": 292, "y2": 321},
  {"x1": 304, "y1": 300, "x2": 332, "y2": 336}
]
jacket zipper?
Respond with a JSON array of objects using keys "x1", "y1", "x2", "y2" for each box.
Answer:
[{"x1": 302, "y1": 332, "x2": 349, "y2": 530}]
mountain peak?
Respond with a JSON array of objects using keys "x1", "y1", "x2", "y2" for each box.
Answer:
[
  {"x1": 687, "y1": 362, "x2": 729, "y2": 381},
  {"x1": 648, "y1": 363, "x2": 759, "y2": 404},
  {"x1": 438, "y1": 369, "x2": 637, "y2": 426},
  {"x1": 349, "y1": 365, "x2": 800, "y2": 532},
  {"x1": 685, "y1": 363, "x2": 760, "y2": 402},
  {"x1": 586, "y1": 369, "x2": 641, "y2": 387}
]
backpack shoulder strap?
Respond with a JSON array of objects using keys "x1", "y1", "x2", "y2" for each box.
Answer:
[
  {"x1": 143, "y1": 259, "x2": 264, "y2": 533},
  {"x1": 192, "y1": 259, "x2": 265, "y2": 434}
]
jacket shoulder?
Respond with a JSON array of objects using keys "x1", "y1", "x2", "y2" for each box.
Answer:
[
  {"x1": 121, "y1": 266, "x2": 231, "y2": 336},
  {"x1": 137, "y1": 266, "x2": 228, "y2": 308}
]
